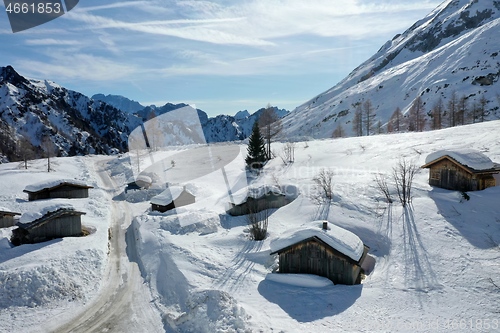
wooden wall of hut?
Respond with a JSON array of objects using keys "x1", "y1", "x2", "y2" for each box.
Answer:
[
  {"x1": 0, "y1": 214, "x2": 17, "y2": 228},
  {"x1": 428, "y1": 160, "x2": 495, "y2": 191},
  {"x1": 24, "y1": 215, "x2": 82, "y2": 243},
  {"x1": 277, "y1": 238, "x2": 362, "y2": 285}
]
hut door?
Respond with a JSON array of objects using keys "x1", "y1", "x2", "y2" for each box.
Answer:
[{"x1": 440, "y1": 169, "x2": 456, "y2": 190}]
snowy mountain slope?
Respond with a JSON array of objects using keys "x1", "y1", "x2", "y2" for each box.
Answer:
[
  {"x1": 91, "y1": 93, "x2": 145, "y2": 114},
  {"x1": 281, "y1": 0, "x2": 500, "y2": 139},
  {"x1": 0, "y1": 66, "x2": 142, "y2": 160}
]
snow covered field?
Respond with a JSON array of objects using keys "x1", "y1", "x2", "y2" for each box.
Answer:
[{"x1": 1, "y1": 120, "x2": 500, "y2": 332}]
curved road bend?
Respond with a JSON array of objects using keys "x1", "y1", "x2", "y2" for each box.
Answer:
[{"x1": 48, "y1": 158, "x2": 164, "y2": 333}]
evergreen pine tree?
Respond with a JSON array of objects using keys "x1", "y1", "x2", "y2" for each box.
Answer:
[{"x1": 245, "y1": 121, "x2": 267, "y2": 169}]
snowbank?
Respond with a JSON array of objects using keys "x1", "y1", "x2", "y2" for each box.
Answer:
[
  {"x1": 0, "y1": 206, "x2": 19, "y2": 213},
  {"x1": 270, "y1": 221, "x2": 365, "y2": 262},
  {"x1": 425, "y1": 149, "x2": 495, "y2": 170},
  {"x1": 24, "y1": 178, "x2": 91, "y2": 192},
  {"x1": 150, "y1": 186, "x2": 193, "y2": 206}
]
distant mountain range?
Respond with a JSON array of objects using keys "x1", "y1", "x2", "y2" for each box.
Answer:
[
  {"x1": 0, "y1": 66, "x2": 288, "y2": 162},
  {"x1": 90, "y1": 93, "x2": 288, "y2": 143},
  {"x1": 280, "y1": 0, "x2": 500, "y2": 139}
]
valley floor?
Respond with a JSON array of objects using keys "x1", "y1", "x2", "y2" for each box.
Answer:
[{"x1": 1, "y1": 121, "x2": 500, "y2": 332}]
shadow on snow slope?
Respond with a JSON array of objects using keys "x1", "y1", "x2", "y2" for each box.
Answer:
[
  {"x1": 428, "y1": 187, "x2": 500, "y2": 249},
  {"x1": 258, "y1": 280, "x2": 362, "y2": 322}
]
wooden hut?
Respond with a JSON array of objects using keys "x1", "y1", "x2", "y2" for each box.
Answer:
[
  {"x1": 421, "y1": 149, "x2": 500, "y2": 191},
  {"x1": 270, "y1": 221, "x2": 369, "y2": 285},
  {"x1": 227, "y1": 185, "x2": 291, "y2": 216},
  {"x1": 24, "y1": 179, "x2": 93, "y2": 201},
  {"x1": 0, "y1": 208, "x2": 21, "y2": 228},
  {"x1": 151, "y1": 186, "x2": 195, "y2": 213},
  {"x1": 11, "y1": 206, "x2": 85, "y2": 245}
]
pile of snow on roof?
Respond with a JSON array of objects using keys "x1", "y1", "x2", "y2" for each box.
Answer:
[
  {"x1": 150, "y1": 186, "x2": 193, "y2": 206},
  {"x1": 270, "y1": 221, "x2": 364, "y2": 262},
  {"x1": 425, "y1": 149, "x2": 494, "y2": 171},
  {"x1": 24, "y1": 179, "x2": 91, "y2": 192},
  {"x1": 230, "y1": 184, "x2": 284, "y2": 205},
  {"x1": 19, "y1": 204, "x2": 75, "y2": 224}
]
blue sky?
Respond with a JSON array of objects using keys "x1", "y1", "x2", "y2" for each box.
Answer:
[{"x1": 0, "y1": 0, "x2": 442, "y2": 116}]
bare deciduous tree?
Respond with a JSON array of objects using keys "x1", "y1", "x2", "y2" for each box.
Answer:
[
  {"x1": 387, "y1": 107, "x2": 403, "y2": 133},
  {"x1": 392, "y1": 159, "x2": 418, "y2": 207},
  {"x1": 311, "y1": 168, "x2": 334, "y2": 204},
  {"x1": 431, "y1": 98, "x2": 444, "y2": 130},
  {"x1": 352, "y1": 102, "x2": 363, "y2": 136},
  {"x1": 247, "y1": 202, "x2": 269, "y2": 241},
  {"x1": 258, "y1": 104, "x2": 282, "y2": 160},
  {"x1": 375, "y1": 173, "x2": 393, "y2": 204},
  {"x1": 332, "y1": 123, "x2": 345, "y2": 138},
  {"x1": 42, "y1": 135, "x2": 57, "y2": 172},
  {"x1": 363, "y1": 99, "x2": 375, "y2": 136},
  {"x1": 280, "y1": 142, "x2": 295, "y2": 164}
]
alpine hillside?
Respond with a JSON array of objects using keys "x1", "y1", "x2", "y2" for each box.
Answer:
[
  {"x1": 0, "y1": 66, "x2": 288, "y2": 162},
  {"x1": 280, "y1": 0, "x2": 500, "y2": 139},
  {"x1": 0, "y1": 65, "x2": 142, "y2": 162}
]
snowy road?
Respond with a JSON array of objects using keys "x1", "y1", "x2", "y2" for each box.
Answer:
[{"x1": 50, "y1": 159, "x2": 164, "y2": 333}]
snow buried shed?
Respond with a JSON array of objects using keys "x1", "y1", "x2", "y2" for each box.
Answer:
[
  {"x1": 11, "y1": 205, "x2": 86, "y2": 245},
  {"x1": 227, "y1": 184, "x2": 295, "y2": 216},
  {"x1": 421, "y1": 149, "x2": 500, "y2": 191},
  {"x1": 0, "y1": 208, "x2": 21, "y2": 228},
  {"x1": 23, "y1": 179, "x2": 93, "y2": 201},
  {"x1": 150, "y1": 186, "x2": 195, "y2": 213},
  {"x1": 270, "y1": 221, "x2": 369, "y2": 285}
]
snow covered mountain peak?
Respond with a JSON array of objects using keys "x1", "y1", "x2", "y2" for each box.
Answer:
[{"x1": 281, "y1": 0, "x2": 500, "y2": 139}]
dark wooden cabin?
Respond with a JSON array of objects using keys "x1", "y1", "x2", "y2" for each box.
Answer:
[
  {"x1": 0, "y1": 209, "x2": 21, "y2": 228},
  {"x1": 422, "y1": 150, "x2": 500, "y2": 191},
  {"x1": 227, "y1": 185, "x2": 290, "y2": 216},
  {"x1": 24, "y1": 180, "x2": 93, "y2": 201},
  {"x1": 151, "y1": 186, "x2": 195, "y2": 213},
  {"x1": 270, "y1": 222, "x2": 369, "y2": 285},
  {"x1": 11, "y1": 208, "x2": 85, "y2": 245}
]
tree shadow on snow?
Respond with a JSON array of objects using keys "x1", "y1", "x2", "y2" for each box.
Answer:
[
  {"x1": 258, "y1": 279, "x2": 362, "y2": 322},
  {"x1": 401, "y1": 205, "x2": 440, "y2": 293}
]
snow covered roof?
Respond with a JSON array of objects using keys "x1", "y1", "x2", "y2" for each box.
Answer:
[
  {"x1": 0, "y1": 207, "x2": 20, "y2": 215},
  {"x1": 18, "y1": 204, "x2": 84, "y2": 226},
  {"x1": 150, "y1": 186, "x2": 194, "y2": 206},
  {"x1": 270, "y1": 221, "x2": 365, "y2": 262},
  {"x1": 24, "y1": 179, "x2": 93, "y2": 193},
  {"x1": 230, "y1": 184, "x2": 283, "y2": 205},
  {"x1": 423, "y1": 149, "x2": 496, "y2": 171}
]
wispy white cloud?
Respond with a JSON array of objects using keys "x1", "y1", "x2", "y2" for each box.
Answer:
[
  {"x1": 16, "y1": 53, "x2": 138, "y2": 81},
  {"x1": 25, "y1": 38, "x2": 81, "y2": 45}
]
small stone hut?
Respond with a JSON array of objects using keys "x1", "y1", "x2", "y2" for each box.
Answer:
[
  {"x1": 11, "y1": 206, "x2": 85, "y2": 245},
  {"x1": 421, "y1": 149, "x2": 500, "y2": 191},
  {"x1": 24, "y1": 179, "x2": 93, "y2": 201},
  {"x1": 151, "y1": 186, "x2": 195, "y2": 213},
  {"x1": 0, "y1": 208, "x2": 21, "y2": 228},
  {"x1": 227, "y1": 185, "x2": 293, "y2": 216},
  {"x1": 270, "y1": 221, "x2": 369, "y2": 285}
]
